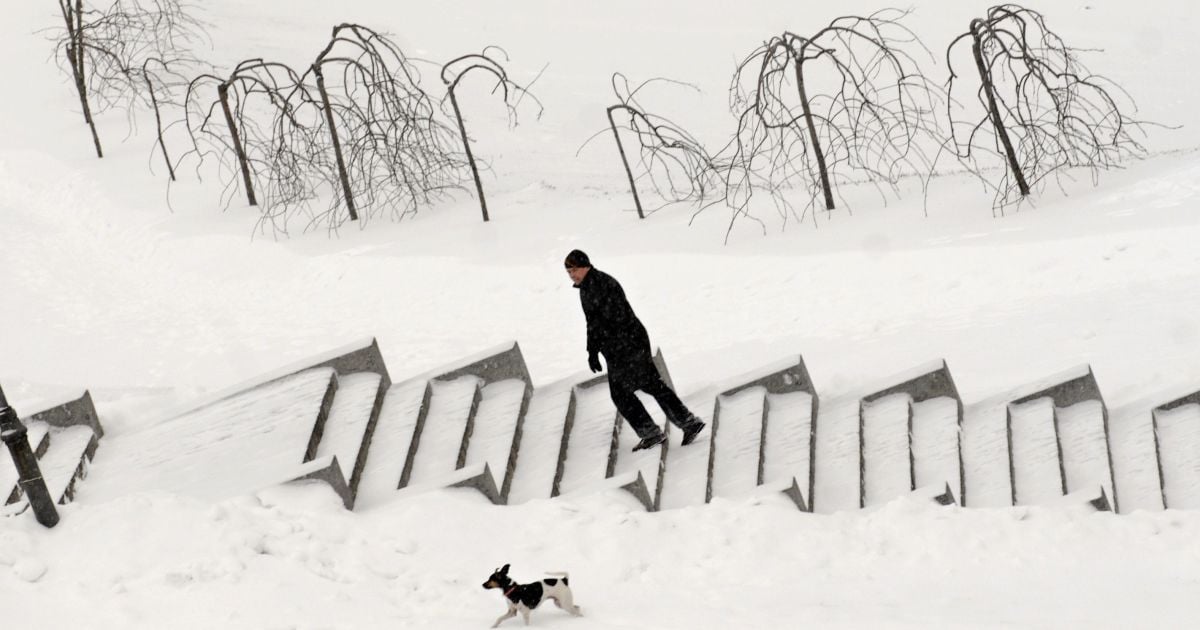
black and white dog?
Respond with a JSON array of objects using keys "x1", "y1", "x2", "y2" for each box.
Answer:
[{"x1": 481, "y1": 564, "x2": 582, "y2": 627}]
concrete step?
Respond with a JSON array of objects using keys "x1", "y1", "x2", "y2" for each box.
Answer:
[
  {"x1": 353, "y1": 377, "x2": 428, "y2": 509},
  {"x1": 559, "y1": 470, "x2": 653, "y2": 511},
  {"x1": 82, "y1": 367, "x2": 337, "y2": 503},
  {"x1": 812, "y1": 396, "x2": 861, "y2": 513},
  {"x1": 278, "y1": 455, "x2": 353, "y2": 508},
  {"x1": 1154, "y1": 398, "x2": 1200, "y2": 508},
  {"x1": 1007, "y1": 366, "x2": 1112, "y2": 508},
  {"x1": 387, "y1": 342, "x2": 532, "y2": 503},
  {"x1": 1057, "y1": 399, "x2": 1113, "y2": 506},
  {"x1": 861, "y1": 393, "x2": 911, "y2": 507},
  {"x1": 664, "y1": 357, "x2": 816, "y2": 510},
  {"x1": 395, "y1": 462, "x2": 502, "y2": 504},
  {"x1": 859, "y1": 361, "x2": 963, "y2": 509},
  {"x1": 611, "y1": 390, "x2": 668, "y2": 509},
  {"x1": 762, "y1": 390, "x2": 815, "y2": 509},
  {"x1": 657, "y1": 391, "x2": 714, "y2": 510},
  {"x1": 709, "y1": 387, "x2": 765, "y2": 500},
  {"x1": 605, "y1": 351, "x2": 677, "y2": 510},
  {"x1": 555, "y1": 382, "x2": 618, "y2": 497},
  {"x1": 403, "y1": 376, "x2": 481, "y2": 487},
  {"x1": 316, "y1": 373, "x2": 384, "y2": 497},
  {"x1": 962, "y1": 393, "x2": 1013, "y2": 508},
  {"x1": 1010, "y1": 397, "x2": 1066, "y2": 505},
  {"x1": 911, "y1": 397, "x2": 961, "y2": 500},
  {"x1": 463, "y1": 379, "x2": 530, "y2": 501},
  {"x1": 37, "y1": 425, "x2": 99, "y2": 504},
  {"x1": 505, "y1": 379, "x2": 573, "y2": 505},
  {"x1": 1109, "y1": 400, "x2": 1164, "y2": 513}
]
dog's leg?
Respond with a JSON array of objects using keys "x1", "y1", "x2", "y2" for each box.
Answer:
[
  {"x1": 557, "y1": 590, "x2": 583, "y2": 616},
  {"x1": 492, "y1": 605, "x2": 517, "y2": 628},
  {"x1": 520, "y1": 606, "x2": 531, "y2": 626}
]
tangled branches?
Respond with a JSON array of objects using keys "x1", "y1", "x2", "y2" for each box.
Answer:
[
  {"x1": 183, "y1": 59, "x2": 316, "y2": 220},
  {"x1": 945, "y1": 4, "x2": 1150, "y2": 211},
  {"x1": 725, "y1": 9, "x2": 942, "y2": 226},
  {"x1": 52, "y1": 0, "x2": 208, "y2": 159},
  {"x1": 305, "y1": 24, "x2": 464, "y2": 230},
  {"x1": 441, "y1": 47, "x2": 544, "y2": 221},
  {"x1": 585, "y1": 73, "x2": 726, "y2": 220},
  {"x1": 181, "y1": 25, "x2": 466, "y2": 235}
]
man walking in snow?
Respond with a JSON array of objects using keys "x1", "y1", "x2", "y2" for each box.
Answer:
[{"x1": 565, "y1": 249, "x2": 706, "y2": 451}]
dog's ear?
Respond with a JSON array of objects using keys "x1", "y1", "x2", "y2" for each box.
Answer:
[{"x1": 501, "y1": 564, "x2": 510, "y2": 574}]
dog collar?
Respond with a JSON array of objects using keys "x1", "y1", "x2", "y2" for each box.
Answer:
[{"x1": 504, "y1": 586, "x2": 517, "y2": 597}]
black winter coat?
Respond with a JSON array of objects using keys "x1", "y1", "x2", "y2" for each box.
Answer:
[{"x1": 574, "y1": 268, "x2": 656, "y2": 383}]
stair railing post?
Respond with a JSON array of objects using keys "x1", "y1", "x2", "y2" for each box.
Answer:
[{"x1": 0, "y1": 385, "x2": 59, "y2": 527}]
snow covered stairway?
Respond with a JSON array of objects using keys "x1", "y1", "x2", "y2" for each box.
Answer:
[
  {"x1": 82, "y1": 339, "x2": 392, "y2": 507},
  {"x1": 812, "y1": 361, "x2": 963, "y2": 513},
  {"x1": 860, "y1": 361, "x2": 962, "y2": 508},
  {"x1": 962, "y1": 366, "x2": 1114, "y2": 511},
  {"x1": 390, "y1": 342, "x2": 532, "y2": 504},
  {"x1": 315, "y1": 372, "x2": 387, "y2": 506},
  {"x1": 503, "y1": 376, "x2": 574, "y2": 504},
  {"x1": 1151, "y1": 389, "x2": 1200, "y2": 509},
  {"x1": 550, "y1": 351, "x2": 675, "y2": 510},
  {"x1": 664, "y1": 358, "x2": 815, "y2": 512},
  {"x1": 51, "y1": 336, "x2": 1193, "y2": 517},
  {"x1": 2, "y1": 391, "x2": 103, "y2": 509}
]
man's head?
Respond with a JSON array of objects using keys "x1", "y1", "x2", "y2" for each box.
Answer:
[{"x1": 564, "y1": 249, "x2": 591, "y2": 285}]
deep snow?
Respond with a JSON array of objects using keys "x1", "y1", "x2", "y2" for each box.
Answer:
[{"x1": 3, "y1": 0, "x2": 1200, "y2": 627}]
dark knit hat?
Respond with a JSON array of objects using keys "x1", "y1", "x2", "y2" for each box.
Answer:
[{"x1": 564, "y1": 249, "x2": 592, "y2": 268}]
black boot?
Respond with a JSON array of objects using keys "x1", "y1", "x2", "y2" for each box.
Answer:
[
  {"x1": 680, "y1": 418, "x2": 706, "y2": 446},
  {"x1": 632, "y1": 432, "x2": 666, "y2": 452}
]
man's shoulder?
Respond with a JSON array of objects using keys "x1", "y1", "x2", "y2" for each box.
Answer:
[{"x1": 589, "y1": 268, "x2": 619, "y2": 286}]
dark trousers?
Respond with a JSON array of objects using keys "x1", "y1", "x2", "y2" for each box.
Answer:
[{"x1": 609, "y1": 373, "x2": 697, "y2": 439}]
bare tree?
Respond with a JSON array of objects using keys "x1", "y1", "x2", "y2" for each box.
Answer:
[
  {"x1": 52, "y1": 0, "x2": 207, "y2": 159},
  {"x1": 182, "y1": 25, "x2": 467, "y2": 235},
  {"x1": 441, "y1": 47, "x2": 544, "y2": 222},
  {"x1": 582, "y1": 73, "x2": 727, "y2": 221},
  {"x1": 302, "y1": 24, "x2": 466, "y2": 231},
  {"x1": 724, "y1": 9, "x2": 942, "y2": 228},
  {"x1": 182, "y1": 59, "x2": 320, "y2": 217},
  {"x1": 944, "y1": 4, "x2": 1151, "y2": 211}
]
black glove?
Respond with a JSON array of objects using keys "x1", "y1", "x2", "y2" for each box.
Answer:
[{"x1": 588, "y1": 352, "x2": 602, "y2": 373}]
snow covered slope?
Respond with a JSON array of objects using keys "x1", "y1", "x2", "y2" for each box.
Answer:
[{"x1": 2, "y1": 0, "x2": 1200, "y2": 626}]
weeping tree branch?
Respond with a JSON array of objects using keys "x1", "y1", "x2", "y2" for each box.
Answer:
[
  {"x1": 441, "y1": 46, "x2": 545, "y2": 222},
  {"x1": 722, "y1": 8, "x2": 943, "y2": 230},
  {"x1": 944, "y1": 3, "x2": 1156, "y2": 212},
  {"x1": 50, "y1": 0, "x2": 208, "y2": 160},
  {"x1": 581, "y1": 73, "x2": 727, "y2": 222},
  {"x1": 181, "y1": 25, "x2": 469, "y2": 235},
  {"x1": 181, "y1": 59, "x2": 319, "y2": 214},
  {"x1": 297, "y1": 23, "x2": 467, "y2": 232}
]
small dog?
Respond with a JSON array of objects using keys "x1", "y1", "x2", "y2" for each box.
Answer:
[{"x1": 481, "y1": 564, "x2": 582, "y2": 627}]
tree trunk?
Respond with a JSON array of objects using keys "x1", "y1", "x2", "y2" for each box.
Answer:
[
  {"x1": 145, "y1": 74, "x2": 175, "y2": 181},
  {"x1": 313, "y1": 66, "x2": 358, "y2": 221},
  {"x1": 972, "y1": 23, "x2": 1030, "y2": 197},
  {"x1": 217, "y1": 82, "x2": 258, "y2": 206},
  {"x1": 606, "y1": 106, "x2": 645, "y2": 219},
  {"x1": 793, "y1": 57, "x2": 835, "y2": 211},
  {"x1": 449, "y1": 86, "x2": 489, "y2": 222},
  {"x1": 61, "y1": 1, "x2": 102, "y2": 158}
]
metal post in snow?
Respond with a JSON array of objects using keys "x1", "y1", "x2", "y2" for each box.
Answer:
[{"x1": 0, "y1": 385, "x2": 59, "y2": 528}]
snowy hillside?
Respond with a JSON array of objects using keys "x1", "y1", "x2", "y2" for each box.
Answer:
[{"x1": 2, "y1": 0, "x2": 1200, "y2": 627}]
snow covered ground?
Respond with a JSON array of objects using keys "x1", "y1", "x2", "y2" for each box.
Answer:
[{"x1": 3, "y1": 0, "x2": 1200, "y2": 627}]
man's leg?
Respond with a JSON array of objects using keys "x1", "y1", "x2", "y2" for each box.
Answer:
[
  {"x1": 640, "y1": 376, "x2": 701, "y2": 429},
  {"x1": 608, "y1": 379, "x2": 663, "y2": 439}
]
